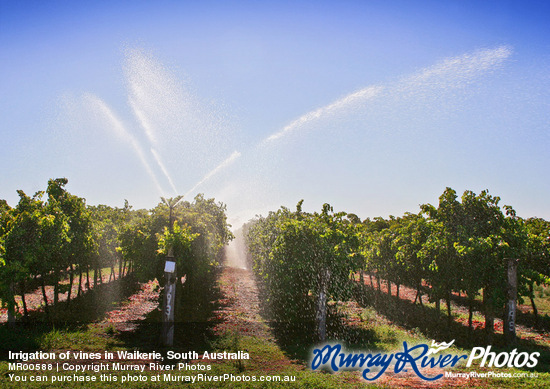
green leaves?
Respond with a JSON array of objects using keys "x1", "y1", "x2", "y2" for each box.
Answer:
[
  {"x1": 246, "y1": 202, "x2": 361, "y2": 324},
  {"x1": 246, "y1": 188, "x2": 550, "y2": 335},
  {"x1": 157, "y1": 221, "x2": 199, "y2": 259},
  {"x1": 0, "y1": 179, "x2": 233, "y2": 323}
]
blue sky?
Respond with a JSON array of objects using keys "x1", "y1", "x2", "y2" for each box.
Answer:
[{"x1": 1, "y1": 1, "x2": 549, "y2": 225}]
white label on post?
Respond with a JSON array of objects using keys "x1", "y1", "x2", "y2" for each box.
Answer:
[{"x1": 164, "y1": 261, "x2": 176, "y2": 273}]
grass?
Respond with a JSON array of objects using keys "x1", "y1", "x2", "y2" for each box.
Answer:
[
  {"x1": 0, "y1": 324, "x2": 368, "y2": 389},
  {"x1": 0, "y1": 322, "x2": 127, "y2": 357},
  {"x1": 3, "y1": 309, "x2": 548, "y2": 388},
  {"x1": 531, "y1": 284, "x2": 550, "y2": 317},
  {"x1": 0, "y1": 267, "x2": 370, "y2": 388},
  {"x1": 341, "y1": 285, "x2": 550, "y2": 387},
  {"x1": 3, "y1": 271, "x2": 550, "y2": 388}
]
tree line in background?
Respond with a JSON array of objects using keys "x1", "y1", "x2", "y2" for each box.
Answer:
[
  {"x1": 0, "y1": 178, "x2": 232, "y2": 323},
  {"x1": 245, "y1": 188, "x2": 550, "y2": 341}
]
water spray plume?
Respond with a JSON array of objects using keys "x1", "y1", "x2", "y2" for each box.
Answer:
[
  {"x1": 124, "y1": 49, "x2": 183, "y2": 196},
  {"x1": 129, "y1": 97, "x2": 157, "y2": 145},
  {"x1": 264, "y1": 86, "x2": 382, "y2": 143},
  {"x1": 123, "y1": 47, "x2": 195, "y2": 145},
  {"x1": 83, "y1": 93, "x2": 166, "y2": 196},
  {"x1": 222, "y1": 46, "x2": 514, "y2": 225},
  {"x1": 395, "y1": 46, "x2": 512, "y2": 93},
  {"x1": 262, "y1": 46, "x2": 512, "y2": 145},
  {"x1": 185, "y1": 151, "x2": 242, "y2": 197},
  {"x1": 224, "y1": 227, "x2": 248, "y2": 269},
  {"x1": 151, "y1": 148, "x2": 178, "y2": 194},
  {"x1": 67, "y1": 45, "x2": 513, "y2": 218}
]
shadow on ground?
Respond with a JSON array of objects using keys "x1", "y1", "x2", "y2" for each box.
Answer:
[
  {"x1": 0, "y1": 276, "x2": 140, "y2": 358},
  {"x1": 114, "y1": 268, "x2": 226, "y2": 355},
  {"x1": 354, "y1": 283, "x2": 550, "y2": 373}
]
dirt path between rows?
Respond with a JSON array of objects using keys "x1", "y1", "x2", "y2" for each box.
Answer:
[
  {"x1": 211, "y1": 266, "x2": 300, "y2": 374},
  {"x1": 213, "y1": 267, "x2": 484, "y2": 388},
  {"x1": 212, "y1": 267, "x2": 270, "y2": 339}
]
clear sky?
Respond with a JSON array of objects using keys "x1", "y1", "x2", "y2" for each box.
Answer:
[{"x1": 1, "y1": 0, "x2": 549, "y2": 226}]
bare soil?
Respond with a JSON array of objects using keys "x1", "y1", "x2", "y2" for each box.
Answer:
[
  {"x1": 0, "y1": 269, "x2": 123, "y2": 322},
  {"x1": 210, "y1": 266, "x2": 300, "y2": 373},
  {"x1": 103, "y1": 279, "x2": 159, "y2": 332}
]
